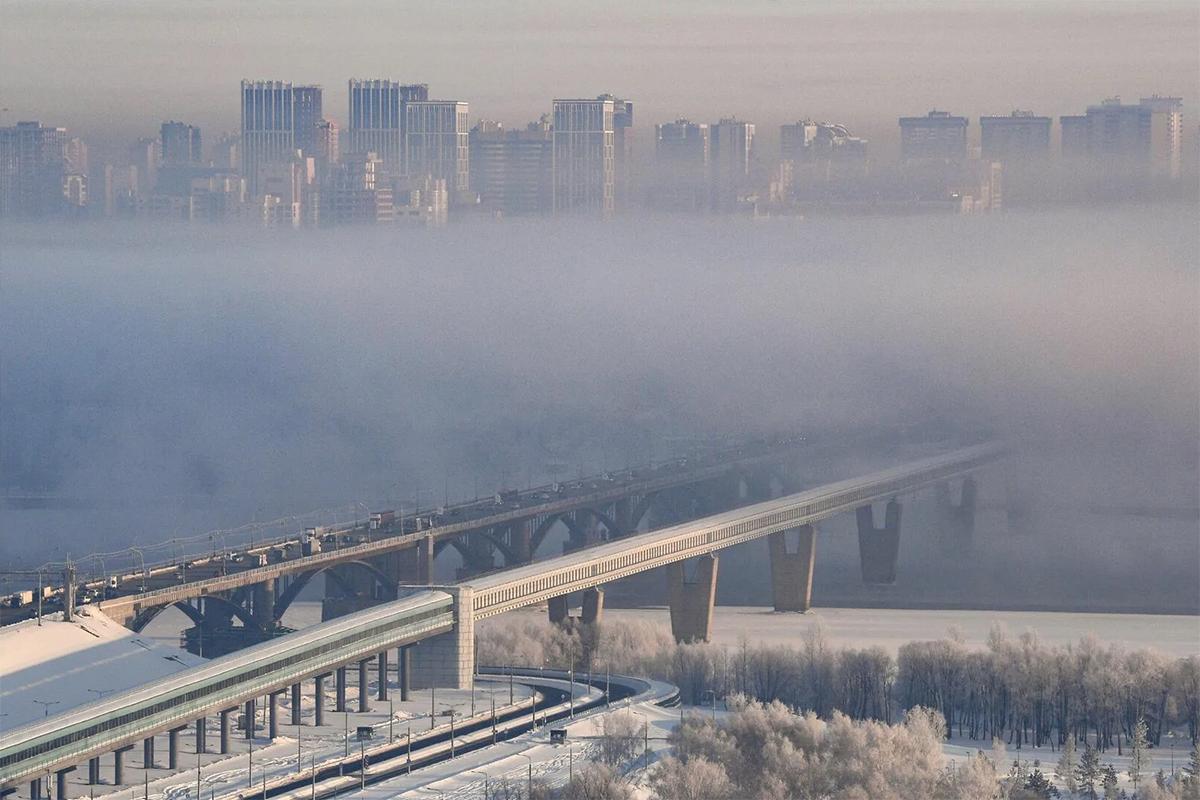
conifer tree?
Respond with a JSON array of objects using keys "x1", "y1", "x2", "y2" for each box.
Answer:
[
  {"x1": 1129, "y1": 717, "x2": 1152, "y2": 792},
  {"x1": 1057, "y1": 736, "x2": 1080, "y2": 795},
  {"x1": 1076, "y1": 743, "x2": 1101, "y2": 800}
]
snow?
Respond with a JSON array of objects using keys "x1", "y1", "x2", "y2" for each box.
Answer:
[{"x1": 0, "y1": 606, "x2": 206, "y2": 733}]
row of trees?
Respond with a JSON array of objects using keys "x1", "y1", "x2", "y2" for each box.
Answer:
[{"x1": 476, "y1": 617, "x2": 1200, "y2": 753}]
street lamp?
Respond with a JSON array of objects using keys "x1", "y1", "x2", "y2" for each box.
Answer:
[
  {"x1": 467, "y1": 769, "x2": 489, "y2": 798},
  {"x1": 33, "y1": 700, "x2": 59, "y2": 717},
  {"x1": 516, "y1": 752, "x2": 534, "y2": 799}
]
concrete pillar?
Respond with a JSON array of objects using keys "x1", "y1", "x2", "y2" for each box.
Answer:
[
  {"x1": 377, "y1": 651, "x2": 389, "y2": 701},
  {"x1": 768, "y1": 525, "x2": 817, "y2": 612},
  {"x1": 142, "y1": 736, "x2": 155, "y2": 769},
  {"x1": 88, "y1": 757, "x2": 100, "y2": 785},
  {"x1": 55, "y1": 767, "x2": 74, "y2": 800},
  {"x1": 335, "y1": 666, "x2": 347, "y2": 712},
  {"x1": 410, "y1": 586, "x2": 474, "y2": 690},
  {"x1": 612, "y1": 498, "x2": 632, "y2": 537},
  {"x1": 397, "y1": 646, "x2": 411, "y2": 701},
  {"x1": 547, "y1": 595, "x2": 569, "y2": 625},
  {"x1": 417, "y1": 535, "x2": 435, "y2": 584},
  {"x1": 267, "y1": 692, "x2": 278, "y2": 740},
  {"x1": 314, "y1": 674, "x2": 326, "y2": 727},
  {"x1": 243, "y1": 698, "x2": 256, "y2": 739},
  {"x1": 29, "y1": 779, "x2": 41, "y2": 800},
  {"x1": 113, "y1": 746, "x2": 131, "y2": 785},
  {"x1": 509, "y1": 519, "x2": 534, "y2": 564},
  {"x1": 856, "y1": 500, "x2": 902, "y2": 585},
  {"x1": 667, "y1": 554, "x2": 719, "y2": 643},
  {"x1": 219, "y1": 709, "x2": 232, "y2": 754},
  {"x1": 581, "y1": 587, "x2": 604, "y2": 625},
  {"x1": 195, "y1": 717, "x2": 206, "y2": 754},
  {"x1": 938, "y1": 477, "x2": 978, "y2": 544},
  {"x1": 167, "y1": 726, "x2": 181, "y2": 769},
  {"x1": 251, "y1": 580, "x2": 275, "y2": 629},
  {"x1": 291, "y1": 683, "x2": 303, "y2": 726},
  {"x1": 357, "y1": 659, "x2": 370, "y2": 713}
]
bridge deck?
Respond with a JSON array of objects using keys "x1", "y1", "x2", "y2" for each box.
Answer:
[{"x1": 468, "y1": 442, "x2": 1004, "y2": 618}]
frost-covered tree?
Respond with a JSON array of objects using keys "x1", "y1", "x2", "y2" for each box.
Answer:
[
  {"x1": 1130, "y1": 717, "x2": 1153, "y2": 792},
  {"x1": 560, "y1": 763, "x2": 633, "y2": 800},
  {"x1": 649, "y1": 757, "x2": 735, "y2": 800},
  {"x1": 1058, "y1": 736, "x2": 1080, "y2": 795},
  {"x1": 1077, "y1": 743, "x2": 1102, "y2": 800},
  {"x1": 1100, "y1": 764, "x2": 1119, "y2": 798}
]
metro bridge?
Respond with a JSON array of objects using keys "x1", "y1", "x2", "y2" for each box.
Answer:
[{"x1": 0, "y1": 442, "x2": 1003, "y2": 796}]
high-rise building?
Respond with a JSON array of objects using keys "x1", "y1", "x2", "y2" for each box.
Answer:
[
  {"x1": 240, "y1": 80, "x2": 323, "y2": 195},
  {"x1": 653, "y1": 119, "x2": 710, "y2": 210},
  {"x1": 332, "y1": 151, "x2": 394, "y2": 224},
  {"x1": 899, "y1": 110, "x2": 968, "y2": 161},
  {"x1": 0, "y1": 121, "x2": 69, "y2": 217},
  {"x1": 469, "y1": 117, "x2": 553, "y2": 215},
  {"x1": 780, "y1": 120, "x2": 867, "y2": 164},
  {"x1": 604, "y1": 95, "x2": 634, "y2": 207},
  {"x1": 314, "y1": 119, "x2": 339, "y2": 170},
  {"x1": 210, "y1": 134, "x2": 240, "y2": 171},
  {"x1": 979, "y1": 111, "x2": 1051, "y2": 164},
  {"x1": 552, "y1": 95, "x2": 631, "y2": 215},
  {"x1": 1060, "y1": 96, "x2": 1183, "y2": 179},
  {"x1": 345, "y1": 80, "x2": 428, "y2": 177},
  {"x1": 161, "y1": 121, "x2": 202, "y2": 166},
  {"x1": 403, "y1": 100, "x2": 469, "y2": 195},
  {"x1": 710, "y1": 117, "x2": 755, "y2": 211}
]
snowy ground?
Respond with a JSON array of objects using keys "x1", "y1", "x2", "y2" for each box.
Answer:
[{"x1": 0, "y1": 607, "x2": 206, "y2": 732}]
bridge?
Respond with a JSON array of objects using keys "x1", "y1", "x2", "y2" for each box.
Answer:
[
  {"x1": 13, "y1": 437, "x2": 812, "y2": 652},
  {"x1": 0, "y1": 442, "x2": 1003, "y2": 796}
]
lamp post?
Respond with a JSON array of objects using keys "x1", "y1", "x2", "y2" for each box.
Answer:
[
  {"x1": 517, "y1": 752, "x2": 533, "y2": 799},
  {"x1": 468, "y1": 769, "x2": 488, "y2": 799}
]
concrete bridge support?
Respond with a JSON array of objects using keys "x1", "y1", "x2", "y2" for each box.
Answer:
[
  {"x1": 54, "y1": 767, "x2": 73, "y2": 800},
  {"x1": 507, "y1": 519, "x2": 534, "y2": 564},
  {"x1": 112, "y1": 746, "x2": 132, "y2": 785},
  {"x1": 251, "y1": 580, "x2": 275, "y2": 630},
  {"x1": 396, "y1": 646, "x2": 412, "y2": 701},
  {"x1": 167, "y1": 726, "x2": 183, "y2": 769},
  {"x1": 768, "y1": 525, "x2": 817, "y2": 612},
  {"x1": 409, "y1": 586, "x2": 474, "y2": 690},
  {"x1": 28, "y1": 779, "x2": 40, "y2": 800},
  {"x1": 937, "y1": 477, "x2": 978, "y2": 544},
  {"x1": 195, "y1": 717, "x2": 206, "y2": 754},
  {"x1": 290, "y1": 683, "x2": 302, "y2": 726},
  {"x1": 313, "y1": 675, "x2": 326, "y2": 727},
  {"x1": 667, "y1": 554, "x2": 719, "y2": 643},
  {"x1": 857, "y1": 500, "x2": 902, "y2": 585},
  {"x1": 267, "y1": 692, "x2": 279, "y2": 740},
  {"x1": 142, "y1": 736, "x2": 154, "y2": 769},
  {"x1": 219, "y1": 709, "x2": 233, "y2": 754},
  {"x1": 376, "y1": 651, "x2": 389, "y2": 701},
  {"x1": 335, "y1": 667, "x2": 347, "y2": 712},
  {"x1": 243, "y1": 698, "x2": 255, "y2": 740},
  {"x1": 547, "y1": 588, "x2": 604, "y2": 628},
  {"x1": 357, "y1": 658, "x2": 371, "y2": 713},
  {"x1": 87, "y1": 758, "x2": 100, "y2": 785}
]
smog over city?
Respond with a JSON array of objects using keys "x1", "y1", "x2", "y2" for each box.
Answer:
[{"x1": 0, "y1": 3, "x2": 1197, "y2": 800}]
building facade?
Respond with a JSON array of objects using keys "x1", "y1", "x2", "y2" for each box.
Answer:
[
  {"x1": 979, "y1": 111, "x2": 1051, "y2": 163},
  {"x1": 899, "y1": 110, "x2": 969, "y2": 161},
  {"x1": 710, "y1": 118, "x2": 755, "y2": 211},
  {"x1": 240, "y1": 80, "x2": 323, "y2": 196},
  {"x1": 0, "y1": 121, "x2": 69, "y2": 218},
  {"x1": 1059, "y1": 96, "x2": 1183, "y2": 179},
  {"x1": 403, "y1": 100, "x2": 470, "y2": 195},
  {"x1": 344, "y1": 80, "x2": 428, "y2": 178},
  {"x1": 469, "y1": 117, "x2": 553, "y2": 215},
  {"x1": 552, "y1": 96, "x2": 631, "y2": 215},
  {"x1": 161, "y1": 121, "x2": 202, "y2": 166}
]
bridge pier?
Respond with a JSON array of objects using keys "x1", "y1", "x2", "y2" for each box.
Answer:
[
  {"x1": 768, "y1": 525, "x2": 817, "y2": 612},
  {"x1": 507, "y1": 519, "x2": 534, "y2": 564},
  {"x1": 55, "y1": 767, "x2": 74, "y2": 800},
  {"x1": 397, "y1": 646, "x2": 412, "y2": 701},
  {"x1": 313, "y1": 675, "x2": 326, "y2": 727},
  {"x1": 29, "y1": 779, "x2": 40, "y2": 800},
  {"x1": 87, "y1": 757, "x2": 100, "y2": 785},
  {"x1": 219, "y1": 709, "x2": 232, "y2": 754},
  {"x1": 335, "y1": 667, "x2": 347, "y2": 712},
  {"x1": 376, "y1": 651, "x2": 389, "y2": 701},
  {"x1": 857, "y1": 500, "x2": 902, "y2": 585},
  {"x1": 291, "y1": 683, "x2": 302, "y2": 726},
  {"x1": 112, "y1": 745, "x2": 133, "y2": 785},
  {"x1": 167, "y1": 726, "x2": 183, "y2": 769},
  {"x1": 409, "y1": 586, "x2": 474, "y2": 690},
  {"x1": 267, "y1": 692, "x2": 279, "y2": 740},
  {"x1": 142, "y1": 736, "x2": 154, "y2": 769},
  {"x1": 936, "y1": 477, "x2": 977, "y2": 544},
  {"x1": 548, "y1": 588, "x2": 604, "y2": 628},
  {"x1": 357, "y1": 658, "x2": 371, "y2": 713},
  {"x1": 195, "y1": 717, "x2": 206, "y2": 754},
  {"x1": 243, "y1": 698, "x2": 255, "y2": 739},
  {"x1": 667, "y1": 554, "x2": 718, "y2": 643}
]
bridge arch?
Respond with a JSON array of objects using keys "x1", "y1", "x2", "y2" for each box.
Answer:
[
  {"x1": 272, "y1": 560, "x2": 397, "y2": 621},
  {"x1": 128, "y1": 594, "x2": 256, "y2": 633}
]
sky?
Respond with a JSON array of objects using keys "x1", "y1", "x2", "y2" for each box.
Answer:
[{"x1": 2, "y1": 1, "x2": 1198, "y2": 155}]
